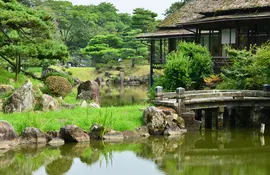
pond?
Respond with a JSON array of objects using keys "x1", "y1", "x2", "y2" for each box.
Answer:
[
  {"x1": 101, "y1": 85, "x2": 148, "y2": 107},
  {"x1": 1, "y1": 129, "x2": 270, "y2": 175}
]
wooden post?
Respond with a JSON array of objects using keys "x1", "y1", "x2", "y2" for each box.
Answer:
[
  {"x1": 217, "y1": 107, "x2": 225, "y2": 130},
  {"x1": 159, "y1": 39, "x2": 163, "y2": 63},
  {"x1": 205, "y1": 109, "x2": 213, "y2": 129},
  {"x1": 155, "y1": 86, "x2": 163, "y2": 100},
  {"x1": 213, "y1": 109, "x2": 218, "y2": 130},
  {"x1": 260, "y1": 123, "x2": 265, "y2": 135},
  {"x1": 260, "y1": 135, "x2": 265, "y2": 146},
  {"x1": 230, "y1": 108, "x2": 236, "y2": 128},
  {"x1": 196, "y1": 109, "x2": 203, "y2": 121},
  {"x1": 149, "y1": 40, "x2": 155, "y2": 87},
  {"x1": 168, "y1": 38, "x2": 177, "y2": 53},
  {"x1": 223, "y1": 108, "x2": 229, "y2": 129},
  {"x1": 251, "y1": 107, "x2": 260, "y2": 126},
  {"x1": 120, "y1": 71, "x2": 124, "y2": 87},
  {"x1": 176, "y1": 87, "x2": 185, "y2": 115}
]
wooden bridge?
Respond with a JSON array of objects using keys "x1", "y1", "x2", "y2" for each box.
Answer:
[{"x1": 153, "y1": 87, "x2": 270, "y2": 131}]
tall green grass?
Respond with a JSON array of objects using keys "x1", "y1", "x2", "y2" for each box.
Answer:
[{"x1": 0, "y1": 105, "x2": 145, "y2": 134}]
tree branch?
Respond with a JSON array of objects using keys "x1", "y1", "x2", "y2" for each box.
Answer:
[{"x1": 0, "y1": 54, "x2": 15, "y2": 68}]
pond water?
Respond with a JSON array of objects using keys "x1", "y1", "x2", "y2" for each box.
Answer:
[
  {"x1": 1, "y1": 129, "x2": 270, "y2": 175},
  {"x1": 100, "y1": 85, "x2": 148, "y2": 107}
]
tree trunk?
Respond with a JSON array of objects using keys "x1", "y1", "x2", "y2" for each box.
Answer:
[{"x1": 15, "y1": 55, "x2": 21, "y2": 82}]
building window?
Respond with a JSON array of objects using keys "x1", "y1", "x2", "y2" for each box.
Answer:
[{"x1": 222, "y1": 28, "x2": 236, "y2": 57}]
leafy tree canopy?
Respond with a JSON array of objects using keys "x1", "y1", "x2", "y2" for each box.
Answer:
[{"x1": 0, "y1": 0, "x2": 69, "y2": 80}]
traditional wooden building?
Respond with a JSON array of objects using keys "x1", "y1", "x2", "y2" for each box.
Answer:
[{"x1": 137, "y1": 0, "x2": 270, "y2": 86}]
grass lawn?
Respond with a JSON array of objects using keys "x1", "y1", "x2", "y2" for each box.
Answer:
[
  {"x1": 52, "y1": 60, "x2": 150, "y2": 82},
  {"x1": 0, "y1": 68, "x2": 41, "y2": 88},
  {"x1": 0, "y1": 105, "x2": 145, "y2": 134}
]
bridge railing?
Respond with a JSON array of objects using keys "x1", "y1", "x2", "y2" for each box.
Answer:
[{"x1": 155, "y1": 86, "x2": 270, "y2": 101}]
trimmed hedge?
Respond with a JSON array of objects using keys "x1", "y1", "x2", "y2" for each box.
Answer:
[
  {"x1": 45, "y1": 72, "x2": 74, "y2": 85},
  {"x1": 45, "y1": 76, "x2": 72, "y2": 97}
]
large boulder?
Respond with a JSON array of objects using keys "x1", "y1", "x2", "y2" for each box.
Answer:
[
  {"x1": 40, "y1": 94, "x2": 60, "y2": 111},
  {"x1": 143, "y1": 107, "x2": 167, "y2": 135},
  {"x1": 60, "y1": 125, "x2": 90, "y2": 143},
  {"x1": 20, "y1": 127, "x2": 47, "y2": 144},
  {"x1": 4, "y1": 80, "x2": 36, "y2": 113},
  {"x1": 77, "y1": 80, "x2": 101, "y2": 104},
  {"x1": 0, "y1": 84, "x2": 14, "y2": 96},
  {"x1": 0, "y1": 121, "x2": 18, "y2": 141}
]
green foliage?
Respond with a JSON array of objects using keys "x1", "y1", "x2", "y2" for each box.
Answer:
[
  {"x1": 0, "y1": 0, "x2": 69, "y2": 80},
  {"x1": 217, "y1": 43, "x2": 270, "y2": 90},
  {"x1": 106, "y1": 60, "x2": 117, "y2": 69},
  {"x1": 83, "y1": 34, "x2": 123, "y2": 64},
  {"x1": 178, "y1": 42, "x2": 213, "y2": 88},
  {"x1": 164, "y1": 51, "x2": 192, "y2": 90},
  {"x1": 153, "y1": 42, "x2": 213, "y2": 91},
  {"x1": 44, "y1": 76, "x2": 72, "y2": 97},
  {"x1": 132, "y1": 8, "x2": 158, "y2": 33}
]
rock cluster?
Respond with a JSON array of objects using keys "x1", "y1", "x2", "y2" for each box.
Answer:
[{"x1": 143, "y1": 106, "x2": 186, "y2": 136}]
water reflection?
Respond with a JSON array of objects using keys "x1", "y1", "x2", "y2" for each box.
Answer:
[
  {"x1": 1, "y1": 130, "x2": 270, "y2": 175},
  {"x1": 101, "y1": 85, "x2": 148, "y2": 107}
]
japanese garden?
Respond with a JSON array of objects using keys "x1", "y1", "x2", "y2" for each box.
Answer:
[{"x1": 0, "y1": 0, "x2": 270, "y2": 174}]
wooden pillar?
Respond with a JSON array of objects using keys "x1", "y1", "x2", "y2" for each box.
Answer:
[
  {"x1": 218, "y1": 29, "x2": 222, "y2": 56},
  {"x1": 149, "y1": 40, "x2": 155, "y2": 87},
  {"x1": 230, "y1": 108, "x2": 236, "y2": 128},
  {"x1": 217, "y1": 107, "x2": 225, "y2": 130},
  {"x1": 251, "y1": 107, "x2": 260, "y2": 126},
  {"x1": 196, "y1": 109, "x2": 203, "y2": 121},
  {"x1": 176, "y1": 87, "x2": 185, "y2": 115},
  {"x1": 120, "y1": 71, "x2": 124, "y2": 87},
  {"x1": 205, "y1": 109, "x2": 213, "y2": 129},
  {"x1": 168, "y1": 38, "x2": 177, "y2": 53},
  {"x1": 155, "y1": 86, "x2": 163, "y2": 100},
  {"x1": 223, "y1": 108, "x2": 229, "y2": 129},
  {"x1": 159, "y1": 39, "x2": 163, "y2": 63},
  {"x1": 247, "y1": 28, "x2": 250, "y2": 50},
  {"x1": 195, "y1": 28, "x2": 200, "y2": 44},
  {"x1": 236, "y1": 23, "x2": 240, "y2": 49}
]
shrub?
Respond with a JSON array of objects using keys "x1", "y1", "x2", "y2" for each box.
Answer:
[
  {"x1": 67, "y1": 71, "x2": 73, "y2": 76},
  {"x1": 217, "y1": 43, "x2": 270, "y2": 90},
  {"x1": 178, "y1": 42, "x2": 213, "y2": 89},
  {"x1": 45, "y1": 76, "x2": 72, "y2": 97},
  {"x1": 153, "y1": 42, "x2": 213, "y2": 92},
  {"x1": 45, "y1": 72, "x2": 74, "y2": 86}
]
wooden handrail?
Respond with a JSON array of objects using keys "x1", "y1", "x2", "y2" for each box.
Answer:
[{"x1": 158, "y1": 90, "x2": 270, "y2": 102}]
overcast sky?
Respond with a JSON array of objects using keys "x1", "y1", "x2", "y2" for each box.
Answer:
[{"x1": 69, "y1": 0, "x2": 179, "y2": 19}]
